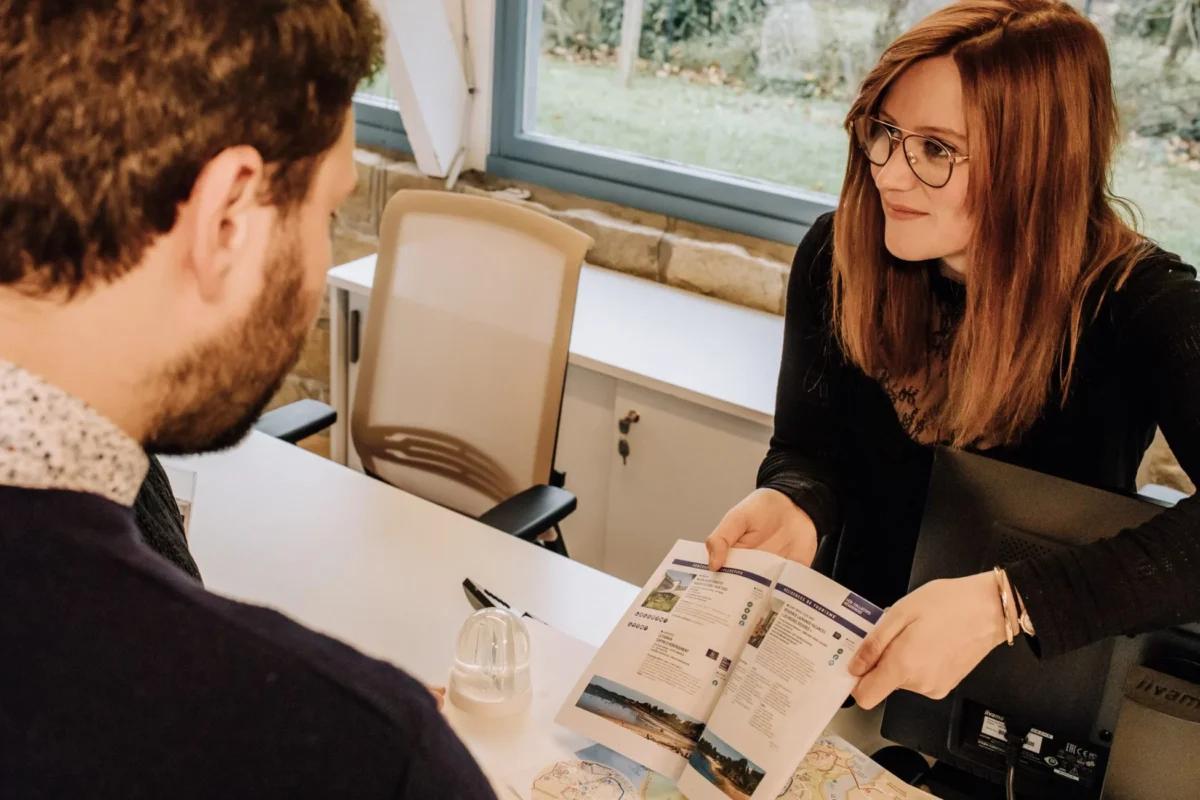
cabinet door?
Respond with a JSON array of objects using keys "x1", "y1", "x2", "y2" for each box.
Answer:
[
  {"x1": 345, "y1": 290, "x2": 370, "y2": 473},
  {"x1": 603, "y1": 381, "x2": 772, "y2": 584},
  {"x1": 553, "y1": 366, "x2": 617, "y2": 570}
]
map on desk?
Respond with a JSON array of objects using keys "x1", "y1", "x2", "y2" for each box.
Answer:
[
  {"x1": 526, "y1": 735, "x2": 937, "y2": 800},
  {"x1": 776, "y1": 736, "x2": 937, "y2": 800},
  {"x1": 531, "y1": 743, "x2": 683, "y2": 800}
]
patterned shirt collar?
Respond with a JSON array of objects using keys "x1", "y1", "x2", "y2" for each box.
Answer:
[{"x1": 0, "y1": 360, "x2": 148, "y2": 506}]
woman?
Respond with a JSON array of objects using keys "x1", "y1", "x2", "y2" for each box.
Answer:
[{"x1": 706, "y1": 0, "x2": 1200, "y2": 711}]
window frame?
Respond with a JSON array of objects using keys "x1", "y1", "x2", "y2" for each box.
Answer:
[
  {"x1": 353, "y1": 92, "x2": 411, "y2": 154},
  {"x1": 488, "y1": 0, "x2": 837, "y2": 244}
]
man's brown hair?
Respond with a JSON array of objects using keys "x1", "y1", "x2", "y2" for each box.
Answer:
[{"x1": 0, "y1": 0, "x2": 383, "y2": 295}]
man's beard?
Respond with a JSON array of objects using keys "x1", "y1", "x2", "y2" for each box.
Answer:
[{"x1": 142, "y1": 230, "x2": 317, "y2": 455}]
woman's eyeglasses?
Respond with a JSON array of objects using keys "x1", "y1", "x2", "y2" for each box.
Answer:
[{"x1": 853, "y1": 116, "x2": 969, "y2": 189}]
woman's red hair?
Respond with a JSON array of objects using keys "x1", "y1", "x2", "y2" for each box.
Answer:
[{"x1": 833, "y1": 0, "x2": 1149, "y2": 446}]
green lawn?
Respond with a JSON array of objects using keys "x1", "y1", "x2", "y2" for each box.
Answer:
[
  {"x1": 1112, "y1": 137, "x2": 1200, "y2": 265},
  {"x1": 535, "y1": 58, "x2": 850, "y2": 195},
  {"x1": 535, "y1": 57, "x2": 1200, "y2": 264}
]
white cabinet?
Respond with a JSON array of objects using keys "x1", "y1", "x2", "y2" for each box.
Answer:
[
  {"x1": 554, "y1": 369, "x2": 770, "y2": 584},
  {"x1": 598, "y1": 381, "x2": 770, "y2": 584},
  {"x1": 554, "y1": 367, "x2": 618, "y2": 570}
]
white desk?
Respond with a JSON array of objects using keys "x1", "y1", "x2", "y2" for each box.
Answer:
[
  {"x1": 166, "y1": 432, "x2": 639, "y2": 788},
  {"x1": 169, "y1": 432, "x2": 889, "y2": 794},
  {"x1": 174, "y1": 432, "x2": 636, "y2": 656}
]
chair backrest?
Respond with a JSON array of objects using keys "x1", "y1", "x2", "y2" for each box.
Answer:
[{"x1": 351, "y1": 190, "x2": 593, "y2": 517}]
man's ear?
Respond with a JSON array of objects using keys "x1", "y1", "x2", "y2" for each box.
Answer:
[{"x1": 185, "y1": 146, "x2": 267, "y2": 303}]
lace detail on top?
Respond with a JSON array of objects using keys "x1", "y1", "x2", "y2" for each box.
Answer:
[{"x1": 878, "y1": 277, "x2": 962, "y2": 446}]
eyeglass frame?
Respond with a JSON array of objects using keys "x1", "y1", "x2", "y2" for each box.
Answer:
[{"x1": 853, "y1": 115, "x2": 970, "y2": 189}]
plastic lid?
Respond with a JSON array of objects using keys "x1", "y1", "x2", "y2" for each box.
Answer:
[{"x1": 448, "y1": 608, "x2": 532, "y2": 717}]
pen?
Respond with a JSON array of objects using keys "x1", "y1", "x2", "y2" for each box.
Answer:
[
  {"x1": 462, "y1": 578, "x2": 494, "y2": 611},
  {"x1": 461, "y1": 577, "x2": 546, "y2": 625}
]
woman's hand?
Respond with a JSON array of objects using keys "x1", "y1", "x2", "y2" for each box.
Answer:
[
  {"x1": 849, "y1": 572, "x2": 1008, "y2": 709},
  {"x1": 705, "y1": 488, "x2": 819, "y2": 571}
]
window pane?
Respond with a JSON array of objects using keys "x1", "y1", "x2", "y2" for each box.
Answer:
[
  {"x1": 358, "y1": 71, "x2": 393, "y2": 101},
  {"x1": 530, "y1": 1, "x2": 1198, "y2": 263},
  {"x1": 1105, "y1": 0, "x2": 1200, "y2": 266},
  {"x1": 533, "y1": 0, "x2": 860, "y2": 195}
]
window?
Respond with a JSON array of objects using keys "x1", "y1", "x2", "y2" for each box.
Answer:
[
  {"x1": 493, "y1": 1, "x2": 1198, "y2": 261},
  {"x1": 490, "y1": 0, "x2": 831, "y2": 243},
  {"x1": 354, "y1": 70, "x2": 411, "y2": 153},
  {"x1": 1102, "y1": 0, "x2": 1200, "y2": 266}
]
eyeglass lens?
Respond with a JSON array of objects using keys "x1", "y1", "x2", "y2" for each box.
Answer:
[{"x1": 856, "y1": 117, "x2": 955, "y2": 188}]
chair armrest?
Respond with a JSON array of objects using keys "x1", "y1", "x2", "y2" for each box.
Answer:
[
  {"x1": 477, "y1": 485, "x2": 577, "y2": 541},
  {"x1": 253, "y1": 399, "x2": 337, "y2": 444}
]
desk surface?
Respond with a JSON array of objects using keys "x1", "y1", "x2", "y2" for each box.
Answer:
[
  {"x1": 329, "y1": 256, "x2": 783, "y2": 427},
  {"x1": 167, "y1": 432, "x2": 887, "y2": 791},
  {"x1": 171, "y1": 433, "x2": 636, "y2": 670},
  {"x1": 169, "y1": 433, "x2": 643, "y2": 790}
]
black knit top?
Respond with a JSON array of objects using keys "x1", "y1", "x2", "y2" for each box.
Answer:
[{"x1": 758, "y1": 213, "x2": 1200, "y2": 658}]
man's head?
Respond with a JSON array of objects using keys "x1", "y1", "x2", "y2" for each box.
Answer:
[{"x1": 0, "y1": 0, "x2": 381, "y2": 452}]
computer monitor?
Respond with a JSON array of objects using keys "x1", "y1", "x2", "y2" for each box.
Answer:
[{"x1": 880, "y1": 448, "x2": 1200, "y2": 800}]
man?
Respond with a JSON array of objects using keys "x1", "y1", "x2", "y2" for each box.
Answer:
[{"x1": 0, "y1": 2, "x2": 496, "y2": 797}]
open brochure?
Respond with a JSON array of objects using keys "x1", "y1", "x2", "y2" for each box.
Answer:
[{"x1": 554, "y1": 540, "x2": 891, "y2": 800}]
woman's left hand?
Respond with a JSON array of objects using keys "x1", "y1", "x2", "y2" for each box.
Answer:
[{"x1": 849, "y1": 572, "x2": 1008, "y2": 709}]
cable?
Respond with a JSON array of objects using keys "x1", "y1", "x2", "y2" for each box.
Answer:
[{"x1": 1003, "y1": 721, "x2": 1031, "y2": 800}]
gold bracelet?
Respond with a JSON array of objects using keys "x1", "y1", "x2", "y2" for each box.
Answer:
[
  {"x1": 997, "y1": 567, "x2": 1035, "y2": 638},
  {"x1": 1011, "y1": 583, "x2": 1037, "y2": 637},
  {"x1": 992, "y1": 566, "x2": 1015, "y2": 646},
  {"x1": 997, "y1": 567, "x2": 1021, "y2": 638}
]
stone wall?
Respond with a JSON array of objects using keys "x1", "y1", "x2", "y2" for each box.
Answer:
[
  {"x1": 336, "y1": 149, "x2": 797, "y2": 313},
  {"x1": 274, "y1": 146, "x2": 1192, "y2": 494}
]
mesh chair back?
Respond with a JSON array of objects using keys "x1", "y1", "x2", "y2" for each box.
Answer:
[{"x1": 351, "y1": 190, "x2": 592, "y2": 516}]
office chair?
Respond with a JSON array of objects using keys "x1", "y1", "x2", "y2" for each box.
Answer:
[
  {"x1": 350, "y1": 190, "x2": 593, "y2": 555},
  {"x1": 254, "y1": 398, "x2": 337, "y2": 445}
]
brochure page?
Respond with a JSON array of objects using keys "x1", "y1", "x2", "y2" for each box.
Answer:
[
  {"x1": 676, "y1": 561, "x2": 883, "y2": 800},
  {"x1": 555, "y1": 540, "x2": 785, "y2": 777}
]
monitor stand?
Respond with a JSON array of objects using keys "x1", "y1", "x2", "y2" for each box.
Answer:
[
  {"x1": 872, "y1": 746, "x2": 1049, "y2": 800},
  {"x1": 921, "y1": 762, "x2": 1008, "y2": 800}
]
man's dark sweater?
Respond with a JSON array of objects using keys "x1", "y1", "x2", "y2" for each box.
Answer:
[{"x1": 0, "y1": 485, "x2": 497, "y2": 799}]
